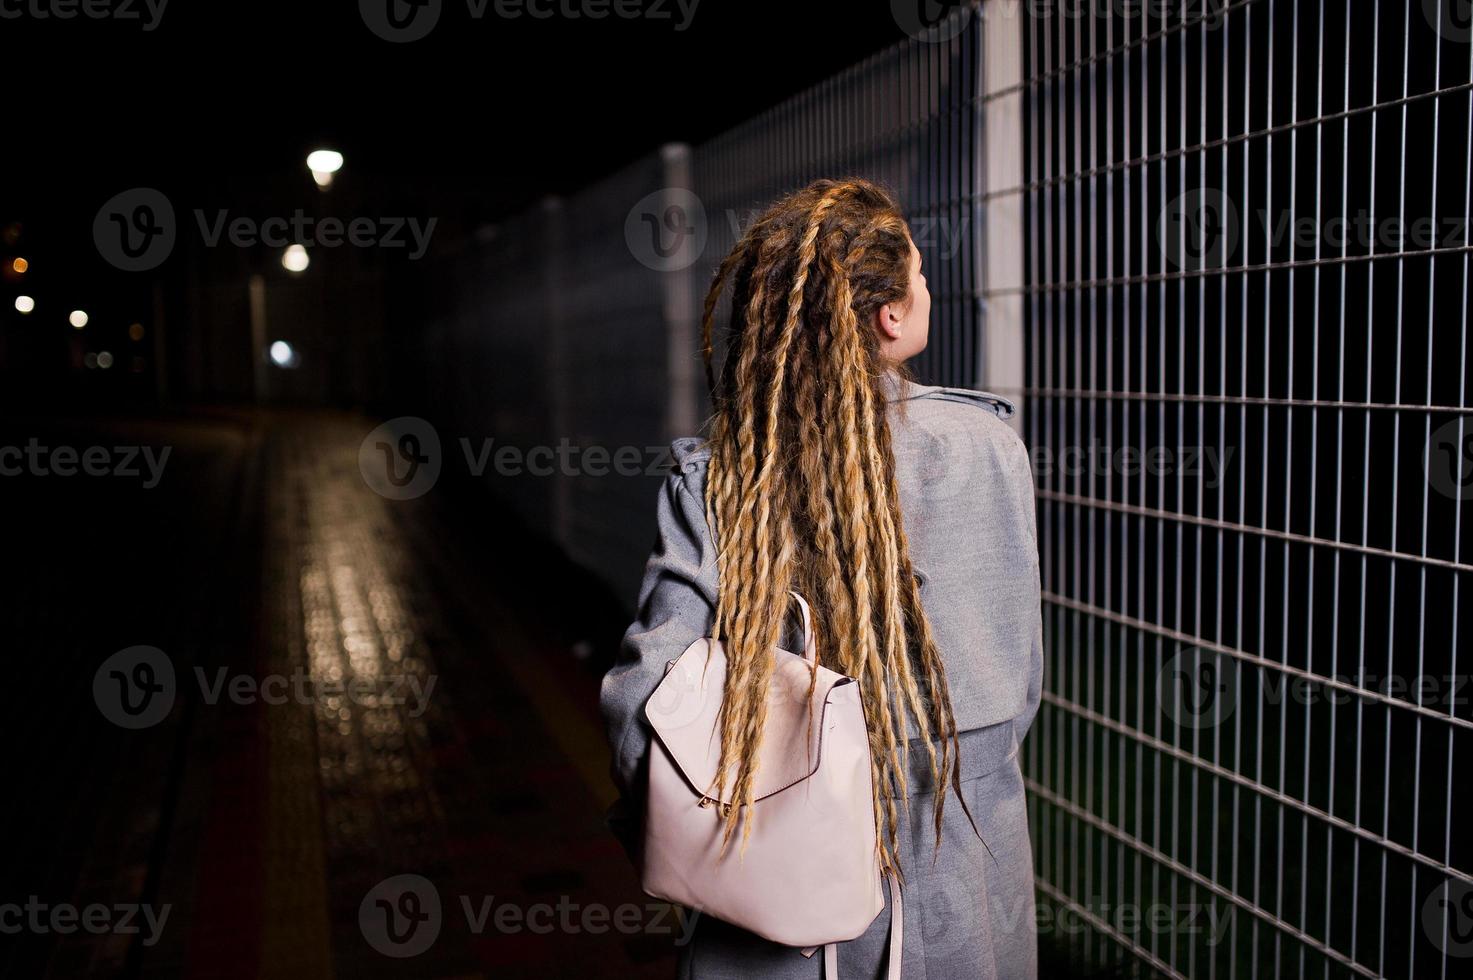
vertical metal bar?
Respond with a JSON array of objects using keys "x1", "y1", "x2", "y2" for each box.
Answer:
[
  {"x1": 1276, "y1": 4, "x2": 1302, "y2": 975},
  {"x1": 1381, "y1": 2, "x2": 1413, "y2": 973},
  {"x1": 1212, "y1": 8, "x2": 1232, "y2": 978},
  {"x1": 1409, "y1": 2, "x2": 1445, "y2": 975},
  {"x1": 1254, "y1": 6, "x2": 1277, "y2": 974},
  {"x1": 1325, "y1": 0, "x2": 1354, "y2": 973},
  {"x1": 1350, "y1": 1, "x2": 1381, "y2": 966},
  {"x1": 1135, "y1": 4, "x2": 1148, "y2": 968},
  {"x1": 1066, "y1": 4, "x2": 1083, "y2": 954},
  {"x1": 1193, "y1": 10, "x2": 1209, "y2": 977},
  {"x1": 1108, "y1": 8, "x2": 1126, "y2": 967},
  {"x1": 1172, "y1": 5, "x2": 1188, "y2": 970},
  {"x1": 1154, "y1": 1, "x2": 1168, "y2": 963},
  {"x1": 1077, "y1": 3, "x2": 1095, "y2": 959},
  {"x1": 1232, "y1": 1, "x2": 1251, "y2": 971},
  {"x1": 1443, "y1": 35, "x2": 1473, "y2": 979},
  {"x1": 1298, "y1": 2, "x2": 1327, "y2": 974}
]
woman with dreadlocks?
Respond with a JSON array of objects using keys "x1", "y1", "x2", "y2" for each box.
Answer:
[{"x1": 600, "y1": 178, "x2": 1043, "y2": 979}]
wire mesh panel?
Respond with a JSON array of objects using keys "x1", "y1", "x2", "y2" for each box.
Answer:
[
  {"x1": 410, "y1": 153, "x2": 680, "y2": 594},
  {"x1": 1015, "y1": 1, "x2": 1473, "y2": 977},
  {"x1": 689, "y1": 3, "x2": 985, "y2": 390}
]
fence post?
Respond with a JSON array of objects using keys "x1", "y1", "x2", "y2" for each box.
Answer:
[
  {"x1": 980, "y1": 0, "x2": 1025, "y2": 434},
  {"x1": 659, "y1": 143, "x2": 700, "y2": 443}
]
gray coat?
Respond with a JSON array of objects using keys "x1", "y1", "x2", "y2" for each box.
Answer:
[{"x1": 599, "y1": 371, "x2": 1044, "y2": 978}]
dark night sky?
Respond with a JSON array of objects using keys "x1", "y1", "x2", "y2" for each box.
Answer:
[
  {"x1": 2, "y1": 1, "x2": 972, "y2": 406},
  {"x1": 9, "y1": 1, "x2": 933, "y2": 208},
  {"x1": 3, "y1": 0, "x2": 960, "y2": 349}
]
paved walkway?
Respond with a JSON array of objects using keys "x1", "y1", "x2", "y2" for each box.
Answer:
[{"x1": 1, "y1": 410, "x2": 673, "y2": 979}]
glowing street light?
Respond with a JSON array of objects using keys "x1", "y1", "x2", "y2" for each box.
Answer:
[
  {"x1": 69, "y1": 309, "x2": 88, "y2": 329},
  {"x1": 11, "y1": 257, "x2": 27, "y2": 274},
  {"x1": 307, "y1": 149, "x2": 343, "y2": 188},
  {"x1": 282, "y1": 244, "x2": 310, "y2": 272},
  {"x1": 269, "y1": 340, "x2": 299, "y2": 368},
  {"x1": 15, "y1": 295, "x2": 34, "y2": 313}
]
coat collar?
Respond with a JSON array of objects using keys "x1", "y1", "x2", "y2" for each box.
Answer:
[
  {"x1": 880, "y1": 368, "x2": 1017, "y2": 419},
  {"x1": 880, "y1": 368, "x2": 926, "y2": 403}
]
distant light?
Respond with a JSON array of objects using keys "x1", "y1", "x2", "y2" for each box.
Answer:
[
  {"x1": 307, "y1": 149, "x2": 343, "y2": 188},
  {"x1": 282, "y1": 244, "x2": 310, "y2": 272},
  {"x1": 15, "y1": 295, "x2": 34, "y2": 313},
  {"x1": 11, "y1": 257, "x2": 27, "y2": 273},
  {"x1": 84, "y1": 352, "x2": 98, "y2": 369},
  {"x1": 97, "y1": 350, "x2": 114, "y2": 369},
  {"x1": 269, "y1": 340, "x2": 299, "y2": 368},
  {"x1": 69, "y1": 309, "x2": 88, "y2": 328},
  {"x1": 128, "y1": 322, "x2": 145, "y2": 342}
]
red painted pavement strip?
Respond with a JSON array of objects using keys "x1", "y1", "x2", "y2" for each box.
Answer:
[{"x1": 181, "y1": 705, "x2": 268, "y2": 978}]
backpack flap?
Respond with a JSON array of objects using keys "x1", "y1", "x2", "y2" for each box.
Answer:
[{"x1": 643, "y1": 636, "x2": 854, "y2": 806}]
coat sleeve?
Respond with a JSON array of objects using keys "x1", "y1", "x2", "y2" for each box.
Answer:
[{"x1": 598, "y1": 461, "x2": 719, "y2": 865}]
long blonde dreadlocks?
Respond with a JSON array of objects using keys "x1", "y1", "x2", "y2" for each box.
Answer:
[{"x1": 698, "y1": 177, "x2": 979, "y2": 883}]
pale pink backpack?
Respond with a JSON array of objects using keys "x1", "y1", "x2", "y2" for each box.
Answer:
[{"x1": 640, "y1": 592, "x2": 903, "y2": 978}]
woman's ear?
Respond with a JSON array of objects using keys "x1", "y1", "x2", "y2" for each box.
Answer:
[{"x1": 874, "y1": 302, "x2": 904, "y2": 340}]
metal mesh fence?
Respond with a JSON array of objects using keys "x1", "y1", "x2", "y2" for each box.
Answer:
[
  {"x1": 689, "y1": 5, "x2": 986, "y2": 392},
  {"x1": 407, "y1": 3, "x2": 1470, "y2": 974},
  {"x1": 1014, "y1": 1, "x2": 1473, "y2": 977}
]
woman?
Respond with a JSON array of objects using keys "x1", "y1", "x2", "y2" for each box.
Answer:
[{"x1": 599, "y1": 178, "x2": 1043, "y2": 979}]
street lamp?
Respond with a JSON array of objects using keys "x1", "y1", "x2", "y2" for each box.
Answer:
[{"x1": 307, "y1": 149, "x2": 343, "y2": 189}]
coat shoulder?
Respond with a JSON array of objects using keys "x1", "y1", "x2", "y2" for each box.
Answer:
[
  {"x1": 899, "y1": 384, "x2": 1022, "y2": 452},
  {"x1": 909, "y1": 384, "x2": 1015, "y2": 420},
  {"x1": 667, "y1": 437, "x2": 712, "y2": 493}
]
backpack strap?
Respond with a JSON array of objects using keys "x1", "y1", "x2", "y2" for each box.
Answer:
[
  {"x1": 788, "y1": 590, "x2": 816, "y2": 662},
  {"x1": 802, "y1": 875, "x2": 903, "y2": 979}
]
